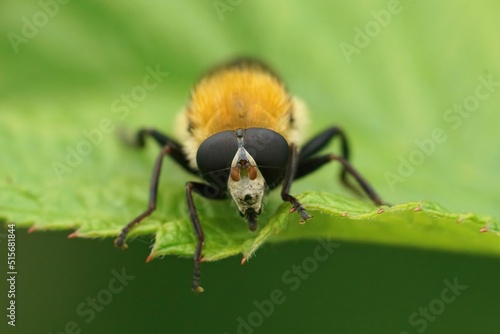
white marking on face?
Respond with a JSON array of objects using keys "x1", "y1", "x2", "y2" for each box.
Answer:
[{"x1": 227, "y1": 147, "x2": 266, "y2": 217}]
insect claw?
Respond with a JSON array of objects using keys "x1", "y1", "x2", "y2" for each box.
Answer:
[
  {"x1": 115, "y1": 241, "x2": 128, "y2": 250},
  {"x1": 193, "y1": 286, "x2": 204, "y2": 293}
]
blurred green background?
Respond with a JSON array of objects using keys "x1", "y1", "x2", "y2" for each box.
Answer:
[{"x1": 1, "y1": 1, "x2": 500, "y2": 333}]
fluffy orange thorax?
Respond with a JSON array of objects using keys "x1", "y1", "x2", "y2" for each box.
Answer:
[{"x1": 186, "y1": 66, "x2": 293, "y2": 145}]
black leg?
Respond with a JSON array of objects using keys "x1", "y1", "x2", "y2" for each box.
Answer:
[
  {"x1": 190, "y1": 181, "x2": 228, "y2": 201},
  {"x1": 298, "y1": 126, "x2": 355, "y2": 190},
  {"x1": 135, "y1": 128, "x2": 199, "y2": 176},
  {"x1": 281, "y1": 144, "x2": 312, "y2": 222},
  {"x1": 299, "y1": 126, "x2": 349, "y2": 161},
  {"x1": 295, "y1": 154, "x2": 385, "y2": 206},
  {"x1": 186, "y1": 182, "x2": 227, "y2": 293},
  {"x1": 115, "y1": 145, "x2": 172, "y2": 249}
]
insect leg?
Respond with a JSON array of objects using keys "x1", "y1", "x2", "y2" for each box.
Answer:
[
  {"x1": 135, "y1": 128, "x2": 198, "y2": 176},
  {"x1": 114, "y1": 145, "x2": 172, "y2": 249},
  {"x1": 298, "y1": 126, "x2": 357, "y2": 191},
  {"x1": 299, "y1": 126, "x2": 349, "y2": 161},
  {"x1": 186, "y1": 182, "x2": 227, "y2": 293},
  {"x1": 295, "y1": 154, "x2": 385, "y2": 206},
  {"x1": 281, "y1": 143, "x2": 312, "y2": 222}
]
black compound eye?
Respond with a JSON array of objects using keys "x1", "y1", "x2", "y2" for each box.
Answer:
[
  {"x1": 244, "y1": 128, "x2": 289, "y2": 187},
  {"x1": 196, "y1": 130, "x2": 238, "y2": 189},
  {"x1": 196, "y1": 128, "x2": 289, "y2": 190}
]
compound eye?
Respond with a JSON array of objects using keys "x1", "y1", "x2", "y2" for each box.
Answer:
[
  {"x1": 197, "y1": 131, "x2": 238, "y2": 188},
  {"x1": 244, "y1": 128, "x2": 289, "y2": 187}
]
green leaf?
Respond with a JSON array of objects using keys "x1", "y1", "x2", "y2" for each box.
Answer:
[
  {"x1": 2, "y1": 2, "x2": 500, "y2": 264},
  {"x1": 114, "y1": 188, "x2": 500, "y2": 261},
  {"x1": 3, "y1": 137, "x2": 500, "y2": 261},
  {"x1": 104, "y1": 194, "x2": 500, "y2": 261}
]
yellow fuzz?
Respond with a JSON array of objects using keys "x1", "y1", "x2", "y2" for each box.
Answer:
[{"x1": 176, "y1": 61, "x2": 309, "y2": 169}]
